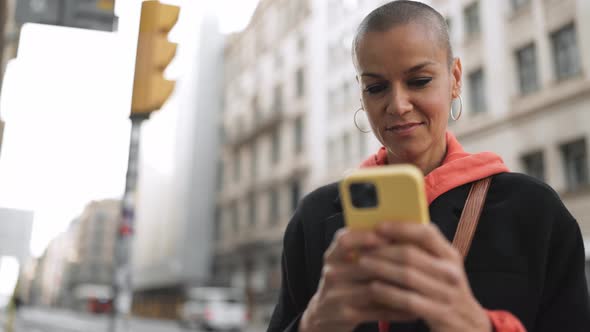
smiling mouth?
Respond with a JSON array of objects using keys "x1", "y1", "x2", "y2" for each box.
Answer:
[{"x1": 386, "y1": 122, "x2": 425, "y2": 131}]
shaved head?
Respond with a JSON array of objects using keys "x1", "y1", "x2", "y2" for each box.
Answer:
[{"x1": 353, "y1": 1, "x2": 453, "y2": 68}]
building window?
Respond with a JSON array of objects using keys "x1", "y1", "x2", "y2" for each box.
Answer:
[
  {"x1": 232, "y1": 203, "x2": 239, "y2": 232},
  {"x1": 271, "y1": 129, "x2": 281, "y2": 164},
  {"x1": 218, "y1": 126, "x2": 225, "y2": 145},
  {"x1": 359, "y1": 130, "x2": 368, "y2": 159},
  {"x1": 516, "y1": 43, "x2": 539, "y2": 95},
  {"x1": 252, "y1": 96, "x2": 261, "y2": 123},
  {"x1": 298, "y1": 36, "x2": 305, "y2": 53},
  {"x1": 214, "y1": 208, "x2": 221, "y2": 240},
  {"x1": 294, "y1": 117, "x2": 304, "y2": 154},
  {"x1": 275, "y1": 53, "x2": 283, "y2": 70},
  {"x1": 248, "y1": 196, "x2": 256, "y2": 226},
  {"x1": 560, "y1": 138, "x2": 588, "y2": 192},
  {"x1": 342, "y1": 81, "x2": 351, "y2": 105},
  {"x1": 511, "y1": 0, "x2": 530, "y2": 11},
  {"x1": 296, "y1": 68, "x2": 305, "y2": 97},
  {"x1": 273, "y1": 85, "x2": 283, "y2": 113},
  {"x1": 552, "y1": 24, "x2": 581, "y2": 81},
  {"x1": 251, "y1": 143, "x2": 257, "y2": 179},
  {"x1": 234, "y1": 153, "x2": 241, "y2": 182},
  {"x1": 290, "y1": 180, "x2": 301, "y2": 213},
  {"x1": 327, "y1": 139, "x2": 337, "y2": 169},
  {"x1": 343, "y1": 132, "x2": 351, "y2": 163},
  {"x1": 269, "y1": 188, "x2": 279, "y2": 223},
  {"x1": 468, "y1": 69, "x2": 486, "y2": 113},
  {"x1": 445, "y1": 17, "x2": 452, "y2": 40},
  {"x1": 464, "y1": 1, "x2": 481, "y2": 38},
  {"x1": 216, "y1": 161, "x2": 224, "y2": 191},
  {"x1": 521, "y1": 150, "x2": 545, "y2": 182},
  {"x1": 268, "y1": 256, "x2": 281, "y2": 290}
]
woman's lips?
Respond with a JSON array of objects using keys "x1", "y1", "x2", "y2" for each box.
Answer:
[{"x1": 385, "y1": 122, "x2": 425, "y2": 135}]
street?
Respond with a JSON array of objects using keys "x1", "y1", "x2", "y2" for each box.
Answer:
[{"x1": 0, "y1": 307, "x2": 265, "y2": 332}]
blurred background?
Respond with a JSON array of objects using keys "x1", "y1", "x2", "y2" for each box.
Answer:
[{"x1": 0, "y1": 0, "x2": 588, "y2": 331}]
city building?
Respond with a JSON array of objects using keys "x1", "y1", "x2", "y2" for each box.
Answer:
[
  {"x1": 429, "y1": 0, "x2": 590, "y2": 268},
  {"x1": 215, "y1": 0, "x2": 322, "y2": 323},
  {"x1": 216, "y1": 0, "x2": 590, "y2": 324},
  {"x1": 69, "y1": 200, "x2": 119, "y2": 311},
  {"x1": 16, "y1": 257, "x2": 39, "y2": 305},
  {"x1": 37, "y1": 231, "x2": 74, "y2": 307},
  {"x1": 323, "y1": 0, "x2": 389, "y2": 182},
  {"x1": 13, "y1": 203, "x2": 113, "y2": 312}
]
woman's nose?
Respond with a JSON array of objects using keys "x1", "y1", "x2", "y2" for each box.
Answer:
[{"x1": 386, "y1": 87, "x2": 412, "y2": 116}]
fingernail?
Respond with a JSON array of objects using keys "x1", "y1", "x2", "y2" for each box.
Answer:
[{"x1": 378, "y1": 222, "x2": 392, "y2": 231}]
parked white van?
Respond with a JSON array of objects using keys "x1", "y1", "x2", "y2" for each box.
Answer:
[{"x1": 179, "y1": 287, "x2": 248, "y2": 331}]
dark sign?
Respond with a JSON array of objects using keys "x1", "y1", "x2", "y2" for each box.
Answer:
[{"x1": 15, "y1": 0, "x2": 117, "y2": 32}]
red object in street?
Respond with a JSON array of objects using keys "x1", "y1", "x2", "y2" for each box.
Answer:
[
  {"x1": 119, "y1": 224, "x2": 133, "y2": 236},
  {"x1": 88, "y1": 298, "x2": 113, "y2": 314}
]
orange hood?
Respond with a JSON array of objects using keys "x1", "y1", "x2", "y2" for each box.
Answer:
[{"x1": 360, "y1": 131, "x2": 509, "y2": 204}]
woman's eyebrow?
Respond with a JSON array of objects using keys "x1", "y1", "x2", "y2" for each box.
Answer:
[
  {"x1": 360, "y1": 72, "x2": 384, "y2": 79},
  {"x1": 404, "y1": 61, "x2": 436, "y2": 75},
  {"x1": 360, "y1": 61, "x2": 437, "y2": 79}
]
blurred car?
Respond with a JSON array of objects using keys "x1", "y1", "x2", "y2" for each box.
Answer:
[{"x1": 179, "y1": 287, "x2": 248, "y2": 331}]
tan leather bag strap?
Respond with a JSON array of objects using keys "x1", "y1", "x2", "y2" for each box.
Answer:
[{"x1": 452, "y1": 177, "x2": 492, "y2": 258}]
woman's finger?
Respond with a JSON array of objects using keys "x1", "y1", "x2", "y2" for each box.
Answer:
[
  {"x1": 321, "y1": 261, "x2": 375, "y2": 286},
  {"x1": 320, "y1": 283, "x2": 374, "y2": 308},
  {"x1": 375, "y1": 222, "x2": 461, "y2": 262},
  {"x1": 358, "y1": 254, "x2": 456, "y2": 302},
  {"x1": 340, "y1": 305, "x2": 419, "y2": 324},
  {"x1": 368, "y1": 280, "x2": 445, "y2": 320},
  {"x1": 316, "y1": 283, "x2": 419, "y2": 324},
  {"x1": 324, "y1": 228, "x2": 385, "y2": 263},
  {"x1": 363, "y1": 244, "x2": 463, "y2": 287}
]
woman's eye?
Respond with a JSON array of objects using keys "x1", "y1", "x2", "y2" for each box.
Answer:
[
  {"x1": 365, "y1": 84, "x2": 387, "y2": 94},
  {"x1": 408, "y1": 77, "x2": 432, "y2": 88}
]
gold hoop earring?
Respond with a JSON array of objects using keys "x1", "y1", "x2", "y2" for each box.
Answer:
[
  {"x1": 354, "y1": 108, "x2": 371, "y2": 133},
  {"x1": 450, "y1": 95, "x2": 463, "y2": 121}
]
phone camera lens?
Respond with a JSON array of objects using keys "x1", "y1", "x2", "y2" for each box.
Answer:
[{"x1": 349, "y1": 182, "x2": 378, "y2": 208}]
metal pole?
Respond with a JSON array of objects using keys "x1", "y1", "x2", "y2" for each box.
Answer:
[
  {"x1": 0, "y1": 0, "x2": 7, "y2": 92},
  {"x1": 110, "y1": 117, "x2": 145, "y2": 332}
]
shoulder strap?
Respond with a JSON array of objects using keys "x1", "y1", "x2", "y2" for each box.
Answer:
[{"x1": 452, "y1": 177, "x2": 492, "y2": 258}]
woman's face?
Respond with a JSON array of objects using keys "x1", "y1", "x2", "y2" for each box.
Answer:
[{"x1": 355, "y1": 23, "x2": 462, "y2": 162}]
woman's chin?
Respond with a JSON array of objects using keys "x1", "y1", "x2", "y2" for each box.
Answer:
[{"x1": 386, "y1": 145, "x2": 427, "y2": 163}]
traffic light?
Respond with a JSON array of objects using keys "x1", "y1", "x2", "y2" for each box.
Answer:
[
  {"x1": 97, "y1": 0, "x2": 115, "y2": 11},
  {"x1": 131, "y1": 1, "x2": 180, "y2": 118}
]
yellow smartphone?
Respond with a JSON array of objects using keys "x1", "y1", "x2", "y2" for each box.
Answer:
[{"x1": 339, "y1": 164, "x2": 430, "y2": 230}]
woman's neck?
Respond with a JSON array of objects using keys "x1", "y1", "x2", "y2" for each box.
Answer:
[{"x1": 386, "y1": 141, "x2": 448, "y2": 176}]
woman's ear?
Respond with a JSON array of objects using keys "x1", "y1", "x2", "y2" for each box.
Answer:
[{"x1": 451, "y1": 57, "x2": 463, "y2": 98}]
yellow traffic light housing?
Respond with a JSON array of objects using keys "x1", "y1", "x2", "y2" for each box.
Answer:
[{"x1": 131, "y1": 1, "x2": 180, "y2": 118}]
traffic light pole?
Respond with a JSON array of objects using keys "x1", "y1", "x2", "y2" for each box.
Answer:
[
  {"x1": 110, "y1": 2, "x2": 179, "y2": 328},
  {"x1": 110, "y1": 116, "x2": 146, "y2": 332}
]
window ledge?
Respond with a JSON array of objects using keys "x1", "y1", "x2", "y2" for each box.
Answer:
[
  {"x1": 511, "y1": 75, "x2": 590, "y2": 114},
  {"x1": 507, "y1": 4, "x2": 533, "y2": 22},
  {"x1": 462, "y1": 33, "x2": 482, "y2": 47},
  {"x1": 559, "y1": 184, "x2": 590, "y2": 199},
  {"x1": 453, "y1": 78, "x2": 590, "y2": 140}
]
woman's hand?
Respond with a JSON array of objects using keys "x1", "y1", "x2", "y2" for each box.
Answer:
[
  {"x1": 299, "y1": 228, "x2": 409, "y2": 332},
  {"x1": 359, "y1": 222, "x2": 492, "y2": 332}
]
